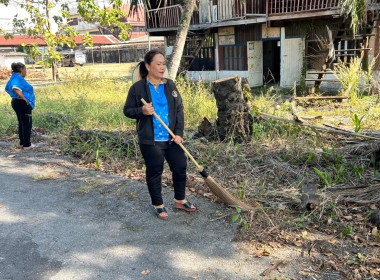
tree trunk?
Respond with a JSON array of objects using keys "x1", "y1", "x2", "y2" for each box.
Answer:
[
  {"x1": 168, "y1": 0, "x2": 197, "y2": 80},
  {"x1": 52, "y1": 61, "x2": 58, "y2": 82},
  {"x1": 46, "y1": 0, "x2": 57, "y2": 82}
]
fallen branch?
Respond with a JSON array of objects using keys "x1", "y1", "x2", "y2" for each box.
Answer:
[
  {"x1": 260, "y1": 260, "x2": 286, "y2": 276},
  {"x1": 259, "y1": 112, "x2": 380, "y2": 141},
  {"x1": 295, "y1": 96, "x2": 349, "y2": 101}
]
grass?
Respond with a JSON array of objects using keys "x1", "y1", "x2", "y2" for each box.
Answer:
[{"x1": 1, "y1": 63, "x2": 379, "y2": 192}]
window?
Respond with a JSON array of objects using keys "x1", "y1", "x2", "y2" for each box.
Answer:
[{"x1": 221, "y1": 45, "x2": 246, "y2": 71}]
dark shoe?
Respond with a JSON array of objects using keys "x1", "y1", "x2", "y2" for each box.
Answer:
[
  {"x1": 155, "y1": 207, "x2": 168, "y2": 220},
  {"x1": 174, "y1": 201, "x2": 197, "y2": 212}
]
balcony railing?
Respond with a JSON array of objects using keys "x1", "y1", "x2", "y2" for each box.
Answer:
[
  {"x1": 218, "y1": 0, "x2": 266, "y2": 21},
  {"x1": 146, "y1": 0, "x2": 379, "y2": 29},
  {"x1": 146, "y1": 5, "x2": 181, "y2": 29},
  {"x1": 268, "y1": 0, "x2": 339, "y2": 15},
  {"x1": 147, "y1": 0, "x2": 266, "y2": 29}
]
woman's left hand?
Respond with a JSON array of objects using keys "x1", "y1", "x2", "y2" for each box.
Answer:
[{"x1": 172, "y1": 135, "x2": 184, "y2": 145}]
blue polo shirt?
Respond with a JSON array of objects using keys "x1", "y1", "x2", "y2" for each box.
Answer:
[
  {"x1": 5, "y1": 73, "x2": 35, "y2": 109},
  {"x1": 148, "y1": 81, "x2": 169, "y2": 141}
]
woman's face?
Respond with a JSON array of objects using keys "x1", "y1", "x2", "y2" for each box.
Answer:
[
  {"x1": 20, "y1": 67, "x2": 27, "y2": 78},
  {"x1": 146, "y1": 54, "x2": 166, "y2": 80}
]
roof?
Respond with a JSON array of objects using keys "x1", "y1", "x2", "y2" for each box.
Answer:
[
  {"x1": 70, "y1": 4, "x2": 145, "y2": 27},
  {"x1": 0, "y1": 35, "x2": 121, "y2": 47}
]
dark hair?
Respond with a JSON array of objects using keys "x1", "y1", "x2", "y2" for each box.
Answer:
[
  {"x1": 139, "y1": 49, "x2": 165, "y2": 79},
  {"x1": 11, "y1": 62, "x2": 26, "y2": 74}
]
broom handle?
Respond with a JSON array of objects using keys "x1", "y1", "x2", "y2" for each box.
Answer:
[{"x1": 141, "y1": 98, "x2": 204, "y2": 172}]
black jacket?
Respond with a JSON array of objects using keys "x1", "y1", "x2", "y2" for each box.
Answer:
[{"x1": 124, "y1": 78, "x2": 185, "y2": 145}]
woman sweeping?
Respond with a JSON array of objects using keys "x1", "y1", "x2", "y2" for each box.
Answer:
[
  {"x1": 124, "y1": 50, "x2": 196, "y2": 220},
  {"x1": 5, "y1": 62, "x2": 36, "y2": 149}
]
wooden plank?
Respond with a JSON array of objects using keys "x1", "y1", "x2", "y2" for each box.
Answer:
[
  {"x1": 305, "y1": 79, "x2": 340, "y2": 82},
  {"x1": 307, "y1": 71, "x2": 336, "y2": 74},
  {"x1": 335, "y1": 48, "x2": 372, "y2": 52}
]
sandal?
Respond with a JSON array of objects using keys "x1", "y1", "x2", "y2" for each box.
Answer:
[
  {"x1": 155, "y1": 207, "x2": 168, "y2": 220},
  {"x1": 174, "y1": 201, "x2": 197, "y2": 212}
]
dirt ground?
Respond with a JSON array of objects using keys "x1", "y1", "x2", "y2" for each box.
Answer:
[
  {"x1": 0, "y1": 139, "x2": 309, "y2": 280},
  {"x1": 1, "y1": 134, "x2": 379, "y2": 279}
]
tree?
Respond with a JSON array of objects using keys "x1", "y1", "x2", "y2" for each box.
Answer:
[
  {"x1": 339, "y1": 0, "x2": 368, "y2": 36},
  {"x1": 167, "y1": 0, "x2": 198, "y2": 80},
  {"x1": 0, "y1": 0, "x2": 131, "y2": 81}
]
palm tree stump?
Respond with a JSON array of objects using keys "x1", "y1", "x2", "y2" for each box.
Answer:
[{"x1": 212, "y1": 76, "x2": 253, "y2": 141}]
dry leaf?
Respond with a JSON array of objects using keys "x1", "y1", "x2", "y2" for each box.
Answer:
[
  {"x1": 203, "y1": 192, "x2": 213, "y2": 198},
  {"x1": 253, "y1": 249, "x2": 270, "y2": 258},
  {"x1": 302, "y1": 231, "x2": 309, "y2": 240},
  {"x1": 7, "y1": 155, "x2": 16, "y2": 158},
  {"x1": 370, "y1": 204, "x2": 378, "y2": 210},
  {"x1": 253, "y1": 249, "x2": 264, "y2": 258},
  {"x1": 268, "y1": 242, "x2": 282, "y2": 248},
  {"x1": 372, "y1": 227, "x2": 378, "y2": 236},
  {"x1": 189, "y1": 187, "x2": 196, "y2": 192},
  {"x1": 262, "y1": 250, "x2": 271, "y2": 256},
  {"x1": 343, "y1": 216, "x2": 353, "y2": 221},
  {"x1": 299, "y1": 271, "x2": 312, "y2": 276},
  {"x1": 141, "y1": 270, "x2": 150, "y2": 275},
  {"x1": 327, "y1": 239, "x2": 339, "y2": 245}
]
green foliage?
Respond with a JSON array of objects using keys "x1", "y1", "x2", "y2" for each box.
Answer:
[
  {"x1": 339, "y1": 0, "x2": 367, "y2": 36},
  {"x1": 77, "y1": 0, "x2": 132, "y2": 41},
  {"x1": 314, "y1": 167, "x2": 333, "y2": 187},
  {"x1": 232, "y1": 207, "x2": 251, "y2": 230},
  {"x1": 339, "y1": 224, "x2": 355, "y2": 239},
  {"x1": 3, "y1": 0, "x2": 131, "y2": 80},
  {"x1": 334, "y1": 58, "x2": 364, "y2": 101},
  {"x1": 351, "y1": 113, "x2": 365, "y2": 133},
  {"x1": 175, "y1": 77, "x2": 217, "y2": 129}
]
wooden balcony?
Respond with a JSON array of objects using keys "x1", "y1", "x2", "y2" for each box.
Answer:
[
  {"x1": 146, "y1": 0, "x2": 266, "y2": 30},
  {"x1": 218, "y1": 0, "x2": 266, "y2": 21},
  {"x1": 268, "y1": 0, "x2": 339, "y2": 15},
  {"x1": 146, "y1": 5, "x2": 181, "y2": 29},
  {"x1": 146, "y1": 0, "x2": 380, "y2": 30}
]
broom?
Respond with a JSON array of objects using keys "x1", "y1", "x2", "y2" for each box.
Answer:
[{"x1": 141, "y1": 98, "x2": 253, "y2": 210}]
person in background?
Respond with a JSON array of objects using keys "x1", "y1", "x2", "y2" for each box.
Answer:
[
  {"x1": 124, "y1": 50, "x2": 197, "y2": 220},
  {"x1": 5, "y1": 62, "x2": 36, "y2": 149}
]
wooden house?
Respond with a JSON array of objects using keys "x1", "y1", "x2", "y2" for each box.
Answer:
[{"x1": 146, "y1": 0, "x2": 380, "y2": 87}]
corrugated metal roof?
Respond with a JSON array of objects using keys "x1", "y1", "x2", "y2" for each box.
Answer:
[
  {"x1": 0, "y1": 35, "x2": 121, "y2": 46},
  {"x1": 0, "y1": 52, "x2": 26, "y2": 56}
]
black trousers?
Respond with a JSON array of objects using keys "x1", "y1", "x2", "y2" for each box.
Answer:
[
  {"x1": 140, "y1": 141, "x2": 187, "y2": 206},
  {"x1": 11, "y1": 99, "x2": 32, "y2": 147}
]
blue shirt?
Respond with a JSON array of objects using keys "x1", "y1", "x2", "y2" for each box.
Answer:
[
  {"x1": 148, "y1": 81, "x2": 169, "y2": 141},
  {"x1": 5, "y1": 73, "x2": 35, "y2": 109}
]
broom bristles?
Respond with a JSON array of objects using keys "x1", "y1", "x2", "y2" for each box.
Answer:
[{"x1": 203, "y1": 175, "x2": 254, "y2": 211}]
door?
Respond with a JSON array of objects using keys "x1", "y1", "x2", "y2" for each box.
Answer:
[
  {"x1": 280, "y1": 35, "x2": 305, "y2": 87},
  {"x1": 247, "y1": 41, "x2": 263, "y2": 87},
  {"x1": 263, "y1": 40, "x2": 280, "y2": 83}
]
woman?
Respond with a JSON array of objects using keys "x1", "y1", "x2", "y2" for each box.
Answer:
[
  {"x1": 5, "y1": 62, "x2": 36, "y2": 149},
  {"x1": 124, "y1": 50, "x2": 196, "y2": 220}
]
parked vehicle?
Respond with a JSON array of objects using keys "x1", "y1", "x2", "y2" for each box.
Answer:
[{"x1": 59, "y1": 52, "x2": 86, "y2": 67}]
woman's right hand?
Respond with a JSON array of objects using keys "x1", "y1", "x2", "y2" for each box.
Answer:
[{"x1": 142, "y1": 102, "x2": 154, "y2": 115}]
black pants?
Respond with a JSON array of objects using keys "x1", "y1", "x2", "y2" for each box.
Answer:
[
  {"x1": 140, "y1": 141, "x2": 187, "y2": 206},
  {"x1": 11, "y1": 99, "x2": 32, "y2": 147}
]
